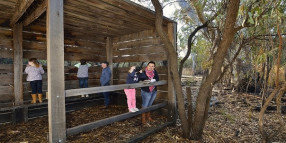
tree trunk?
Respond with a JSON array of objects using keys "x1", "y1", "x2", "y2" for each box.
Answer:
[
  {"x1": 262, "y1": 54, "x2": 271, "y2": 106},
  {"x1": 190, "y1": 0, "x2": 240, "y2": 140},
  {"x1": 258, "y1": 88, "x2": 279, "y2": 143},
  {"x1": 151, "y1": 0, "x2": 190, "y2": 138},
  {"x1": 186, "y1": 87, "x2": 193, "y2": 127}
]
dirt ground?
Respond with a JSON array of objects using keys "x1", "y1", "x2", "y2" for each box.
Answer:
[
  {"x1": 143, "y1": 92, "x2": 286, "y2": 143},
  {"x1": 1, "y1": 76, "x2": 286, "y2": 142}
]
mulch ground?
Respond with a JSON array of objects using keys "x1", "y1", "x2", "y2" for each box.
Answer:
[
  {"x1": 1, "y1": 82, "x2": 286, "y2": 142},
  {"x1": 0, "y1": 104, "x2": 168, "y2": 143}
]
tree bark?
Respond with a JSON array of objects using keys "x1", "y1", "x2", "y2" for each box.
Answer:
[
  {"x1": 190, "y1": 0, "x2": 240, "y2": 140},
  {"x1": 186, "y1": 87, "x2": 193, "y2": 127},
  {"x1": 151, "y1": 0, "x2": 190, "y2": 138},
  {"x1": 275, "y1": 22, "x2": 282, "y2": 88}
]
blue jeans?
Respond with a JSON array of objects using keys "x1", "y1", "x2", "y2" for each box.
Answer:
[
  {"x1": 141, "y1": 90, "x2": 157, "y2": 108},
  {"x1": 103, "y1": 92, "x2": 110, "y2": 106},
  {"x1": 78, "y1": 77, "x2": 88, "y2": 88},
  {"x1": 30, "y1": 80, "x2": 42, "y2": 94}
]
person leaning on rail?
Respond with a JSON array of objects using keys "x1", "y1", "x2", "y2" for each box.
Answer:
[
  {"x1": 138, "y1": 61, "x2": 159, "y2": 124},
  {"x1": 124, "y1": 66, "x2": 143, "y2": 113}
]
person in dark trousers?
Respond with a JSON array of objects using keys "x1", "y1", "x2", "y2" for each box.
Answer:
[
  {"x1": 25, "y1": 58, "x2": 45, "y2": 104},
  {"x1": 100, "y1": 61, "x2": 111, "y2": 109},
  {"x1": 139, "y1": 61, "x2": 159, "y2": 124},
  {"x1": 74, "y1": 59, "x2": 91, "y2": 97}
]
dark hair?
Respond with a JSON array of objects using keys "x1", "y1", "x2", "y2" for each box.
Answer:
[
  {"x1": 29, "y1": 58, "x2": 40, "y2": 67},
  {"x1": 80, "y1": 59, "x2": 86, "y2": 65},
  {"x1": 147, "y1": 61, "x2": 155, "y2": 66},
  {"x1": 102, "y1": 61, "x2": 109, "y2": 66},
  {"x1": 135, "y1": 66, "x2": 141, "y2": 72}
]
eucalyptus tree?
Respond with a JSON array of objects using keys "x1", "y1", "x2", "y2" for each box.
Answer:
[{"x1": 152, "y1": 0, "x2": 283, "y2": 141}]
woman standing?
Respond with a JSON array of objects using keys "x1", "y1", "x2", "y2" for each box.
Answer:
[
  {"x1": 140, "y1": 61, "x2": 159, "y2": 124},
  {"x1": 25, "y1": 58, "x2": 45, "y2": 103},
  {"x1": 75, "y1": 59, "x2": 91, "y2": 97}
]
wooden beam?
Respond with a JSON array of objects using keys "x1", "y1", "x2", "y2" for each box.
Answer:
[
  {"x1": 65, "y1": 80, "x2": 167, "y2": 97},
  {"x1": 0, "y1": 64, "x2": 13, "y2": 73},
  {"x1": 46, "y1": 0, "x2": 65, "y2": 142},
  {"x1": 106, "y1": 37, "x2": 113, "y2": 84},
  {"x1": 113, "y1": 45, "x2": 166, "y2": 56},
  {"x1": 66, "y1": 102, "x2": 168, "y2": 136},
  {"x1": 167, "y1": 23, "x2": 177, "y2": 121},
  {"x1": 10, "y1": 0, "x2": 35, "y2": 26},
  {"x1": 13, "y1": 23, "x2": 23, "y2": 106},
  {"x1": 113, "y1": 53, "x2": 167, "y2": 63},
  {"x1": 23, "y1": 0, "x2": 47, "y2": 26}
]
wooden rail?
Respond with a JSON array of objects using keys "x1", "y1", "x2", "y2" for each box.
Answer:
[
  {"x1": 127, "y1": 121, "x2": 174, "y2": 143},
  {"x1": 65, "y1": 80, "x2": 167, "y2": 97},
  {"x1": 66, "y1": 101, "x2": 167, "y2": 136}
]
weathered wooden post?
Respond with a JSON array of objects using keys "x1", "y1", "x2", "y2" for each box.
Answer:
[
  {"x1": 46, "y1": 0, "x2": 66, "y2": 142},
  {"x1": 13, "y1": 23, "x2": 23, "y2": 106},
  {"x1": 106, "y1": 37, "x2": 113, "y2": 85},
  {"x1": 167, "y1": 22, "x2": 177, "y2": 121}
]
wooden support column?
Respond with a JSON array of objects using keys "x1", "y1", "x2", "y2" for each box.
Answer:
[
  {"x1": 13, "y1": 23, "x2": 23, "y2": 106},
  {"x1": 46, "y1": 0, "x2": 65, "y2": 142},
  {"x1": 167, "y1": 22, "x2": 177, "y2": 121},
  {"x1": 106, "y1": 37, "x2": 113, "y2": 85}
]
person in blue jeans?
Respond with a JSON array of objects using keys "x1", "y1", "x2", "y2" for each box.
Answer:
[
  {"x1": 139, "y1": 61, "x2": 159, "y2": 124},
  {"x1": 75, "y1": 59, "x2": 91, "y2": 97},
  {"x1": 100, "y1": 61, "x2": 111, "y2": 109}
]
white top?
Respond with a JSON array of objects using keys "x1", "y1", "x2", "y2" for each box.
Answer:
[{"x1": 75, "y1": 63, "x2": 91, "y2": 78}]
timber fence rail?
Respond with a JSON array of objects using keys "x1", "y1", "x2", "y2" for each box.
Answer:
[
  {"x1": 65, "y1": 80, "x2": 167, "y2": 97},
  {"x1": 66, "y1": 101, "x2": 168, "y2": 136}
]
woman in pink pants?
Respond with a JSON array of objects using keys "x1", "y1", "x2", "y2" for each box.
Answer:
[{"x1": 124, "y1": 66, "x2": 142, "y2": 112}]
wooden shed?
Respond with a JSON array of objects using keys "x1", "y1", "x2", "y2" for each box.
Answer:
[{"x1": 0, "y1": 0, "x2": 177, "y2": 142}]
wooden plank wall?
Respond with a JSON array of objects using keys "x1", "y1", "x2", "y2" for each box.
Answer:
[
  {"x1": 112, "y1": 29, "x2": 169, "y2": 100},
  {"x1": 0, "y1": 26, "x2": 14, "y2": 104},
  {"x1": 0, "y1": 26, "x2": 106, "y2": 105}
]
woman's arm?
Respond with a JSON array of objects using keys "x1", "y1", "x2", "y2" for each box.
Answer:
[
  {"x1": 40, "y1": 66, "x2": 45, "y2": 74},
  {"x1": 74, "y1": 63, "x2": 81, "y2": 68},
  {"x1": 128, "y1": 70, "x2": 136, "y2": 77},
  {"x1": 24, "y1": 65, "x2": 30, "y2": 74},
  {"x1": 87, "y1": 63, "x2": 92, "y2": 67}
]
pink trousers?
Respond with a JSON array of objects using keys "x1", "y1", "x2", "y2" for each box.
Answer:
[{"x1": 124, "y1": 88, "x2": 136, "y2": 109}]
